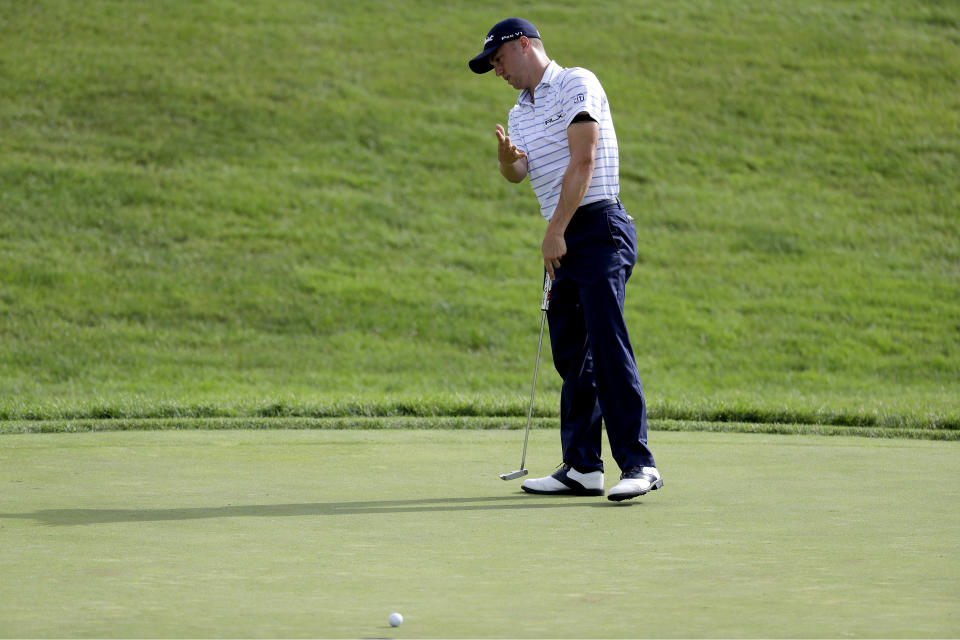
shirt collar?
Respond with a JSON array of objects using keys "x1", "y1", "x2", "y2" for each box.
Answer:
[{"x1": 518, "y1": 60, "x2": 562, "y2": 106}]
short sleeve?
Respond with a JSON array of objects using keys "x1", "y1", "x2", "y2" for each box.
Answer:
[{"x1": 559, "y1": 68, "x2": 605, "y2": 129}]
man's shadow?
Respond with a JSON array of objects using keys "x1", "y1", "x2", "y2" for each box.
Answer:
[{"x1": 0, "y1": 494, "x2": 639, "y2": 526}]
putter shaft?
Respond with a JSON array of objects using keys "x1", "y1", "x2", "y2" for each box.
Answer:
[
  {"x1": 518, "y1": 309, "x2": 547, "y2": 471},
  {"x1": 500, "y1": 273, "x2": 552, "y2": 481}
]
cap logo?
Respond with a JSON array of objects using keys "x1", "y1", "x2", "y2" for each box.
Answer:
[
  {"x1": 484, "y1": 35, "x2": 494, "y2": 45},
  {"x1": 501, "y1": 31, "x2": 524, "y2": 41}
]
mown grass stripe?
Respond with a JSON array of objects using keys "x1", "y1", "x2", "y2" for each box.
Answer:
[
  {"x1": 2, "y1": 401, "x2": 956, "y2": 432},
  {"x1": 0, "y1": 416, "x2": 955, "y2": 440}
]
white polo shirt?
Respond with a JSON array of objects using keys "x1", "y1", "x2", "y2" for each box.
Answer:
[{"x1": 507, "y1": 60, "x2": 620, "y2": 221}]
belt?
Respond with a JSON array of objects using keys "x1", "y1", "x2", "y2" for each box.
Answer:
[
  {"x1": 573, "y1": 198, "x2": 634, "y2": 224},
  {"x1": 576, "y1": 198, "x2": 621, "y2": 214}
]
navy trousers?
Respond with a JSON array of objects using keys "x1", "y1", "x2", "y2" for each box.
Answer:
[{"x1": 547, "y1": 198, "x2": 656, "y2": 474}]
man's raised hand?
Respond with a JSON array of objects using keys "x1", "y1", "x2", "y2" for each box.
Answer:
[{"x1": 496, "y1": 124, "x2": 527, "y2": 164}]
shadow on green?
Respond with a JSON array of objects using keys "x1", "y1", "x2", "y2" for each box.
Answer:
[{"x1": 0, "y1": 494, "x2": 657, "y2": 527}]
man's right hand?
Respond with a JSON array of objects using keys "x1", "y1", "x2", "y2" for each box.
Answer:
[
  {"x1": 496, "y1": 124, "x2": 528, "y2": 182},
  {"x1": 496, "y1": 124, "x2": 526, "y2": 164}
]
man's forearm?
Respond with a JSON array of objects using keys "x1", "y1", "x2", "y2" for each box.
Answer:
[
  {"x1": 541, "y1": 157, "x2": 593, "y2": 277},
  {"x1": 546, "y1": 157, "x2": 594, "y2": 233},
  {"x1": 540, "y1": 120, "x2": 598, "y2": 277},
  {"x1": 499, "y1": 158, "x2": 527, "y2": 183}
]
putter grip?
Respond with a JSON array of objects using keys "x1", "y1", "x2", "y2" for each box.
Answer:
[{"x1": 540, "y1": 272, "x2": 552, "y2": 312}]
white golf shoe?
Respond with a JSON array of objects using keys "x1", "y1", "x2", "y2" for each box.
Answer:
[
  {"x1": 521, "y1": 464, "x2": 604, "y2": 496},
  {"x1": 607, "y1": 466, "x2": 663, "y2": 502}
]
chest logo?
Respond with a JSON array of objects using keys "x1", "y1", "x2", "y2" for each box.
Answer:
[{"x1": 544, "y1": 112, "x2": 563, "y2": 125}]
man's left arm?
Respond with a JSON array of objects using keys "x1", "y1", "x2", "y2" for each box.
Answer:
[{"x1": 542, "y1": 118, "x2": 599, "y2": 278}]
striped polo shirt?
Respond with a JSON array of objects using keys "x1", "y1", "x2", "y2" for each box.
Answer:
[{"x1": 507, "y1": 60, "x2": 620, "y2": 221}]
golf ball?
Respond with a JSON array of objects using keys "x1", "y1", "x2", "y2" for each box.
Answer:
[{"x1": 388, "y1": 612, "x2": 403, "y2": 627}]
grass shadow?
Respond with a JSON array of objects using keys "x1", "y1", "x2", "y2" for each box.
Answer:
[{"x1": 0, "y1": 494, "x2": 644, "y2": 526}]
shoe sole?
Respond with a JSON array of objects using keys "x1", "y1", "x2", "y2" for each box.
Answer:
[
  {"x1": 607, "y1": 478, "x2": 664, "y2": 502},
  {"x1": 521, "y1": 486, "x2": 605, "y2": 497}
]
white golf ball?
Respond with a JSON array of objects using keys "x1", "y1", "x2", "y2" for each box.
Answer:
[{"x1": 388, "y1": 612, "x2": 403, "y2": 627}]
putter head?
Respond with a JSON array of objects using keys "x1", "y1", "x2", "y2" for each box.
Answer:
[{"x1": 499, "y1": 469, "x2": 528, "y2": 481}]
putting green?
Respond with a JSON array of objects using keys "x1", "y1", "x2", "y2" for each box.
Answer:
[{"x1": 1, "y1": 429, "x2": 957, "y2": 638}]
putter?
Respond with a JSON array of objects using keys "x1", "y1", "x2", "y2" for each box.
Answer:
[{"x1": 500, "y1": 272, "x2": 552, "y2": 481}]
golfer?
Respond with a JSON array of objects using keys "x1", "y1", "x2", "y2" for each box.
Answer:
[{"x1": 470, "y1": 18, "x2": 662, "y2": 501}]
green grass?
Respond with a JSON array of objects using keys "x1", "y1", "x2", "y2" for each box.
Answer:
[
  {"x1": 0, "y1": 405, "x2": 957, "y2": 440},
  {"x1": 2, "y1": 391, "x2": 956, "y2": 439},
  {"x1": 1, "y1": 429, "x2": 958, "y2": 638},
  {"x1": 0, "y1": 0, "x2": 957, "y2": 427}
]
